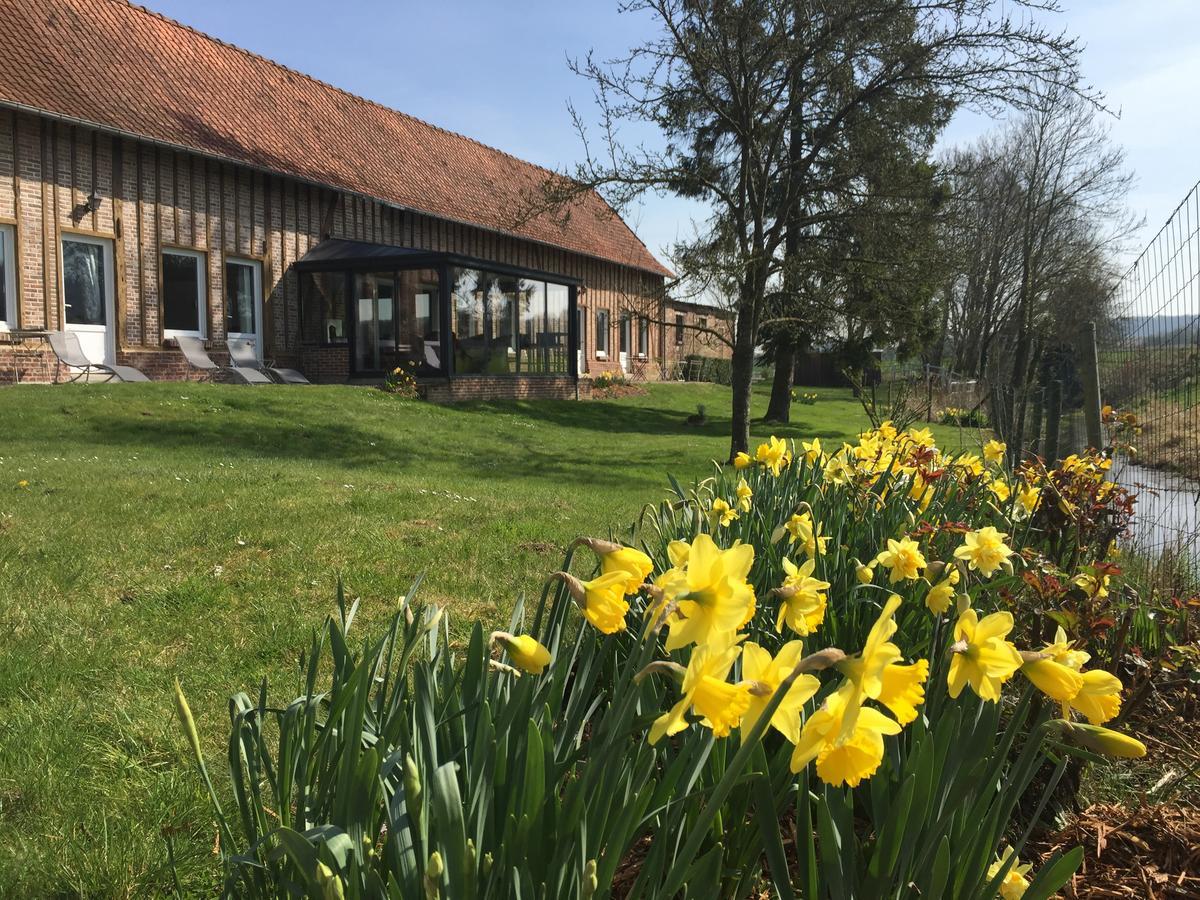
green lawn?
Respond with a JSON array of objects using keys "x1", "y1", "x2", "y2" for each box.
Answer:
[{"x1": 0, "y1": 381, "x2": 966, "y2": 897}]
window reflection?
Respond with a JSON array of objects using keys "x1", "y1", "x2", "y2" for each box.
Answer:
[{"x1": 451, "y1": 268, "x2": 570, "y2": 375}]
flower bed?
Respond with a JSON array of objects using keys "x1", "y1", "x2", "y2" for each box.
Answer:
[{"x1": 177, "y1": 425, "x2": 1151, "y2": 898}]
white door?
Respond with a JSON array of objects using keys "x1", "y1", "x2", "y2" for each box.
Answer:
[
  {"x1": 225, "y1": 258, "x2": 264, "y2": 359},
  {"x1": 62, "y1": 235, "x2": 116, "y2": 365},
  {"x1": 619, "y1": 315, "x2": 630, "y2": 373}
]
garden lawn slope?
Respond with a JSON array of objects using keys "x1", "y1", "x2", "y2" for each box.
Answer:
[{"x1": 0, "y1": 382, "x2": 965, "y2": 896}]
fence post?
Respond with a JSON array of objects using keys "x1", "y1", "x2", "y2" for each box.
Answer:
[
  {"x1": 1078, "y1": 321, "x2": 1104, "y2": 451},
  {"x1": 1044, "y1": 379, "x2": 1062, "y2": 465}
]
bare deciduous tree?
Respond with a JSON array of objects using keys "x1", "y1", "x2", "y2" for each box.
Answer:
[{"x1": 540, "y1": 0, "x2": 1093, "y2": 457}]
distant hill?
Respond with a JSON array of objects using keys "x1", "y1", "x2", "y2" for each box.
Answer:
[{"x1": 1108, "y1": 314, "x2": 1200, "y2": 346}]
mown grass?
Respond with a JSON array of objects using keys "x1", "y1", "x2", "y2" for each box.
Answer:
[{"x1": 0, "y1": 381, "x2": 967, "y2": 897}]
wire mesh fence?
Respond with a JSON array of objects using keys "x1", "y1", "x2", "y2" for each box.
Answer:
[{"x1": 1099, "y1": 179, "x2": 1200, "y2": 567}]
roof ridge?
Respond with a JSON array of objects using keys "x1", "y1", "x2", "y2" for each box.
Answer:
[{"x1": 101, "y1": 0, "x2": 663, "y2": 266}]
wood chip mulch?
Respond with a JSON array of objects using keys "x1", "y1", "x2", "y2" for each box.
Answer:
[{"x1": 1032, "y1": 803, "x2": 1200, "y2": 898}]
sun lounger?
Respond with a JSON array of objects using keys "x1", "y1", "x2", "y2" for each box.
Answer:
[
  {"x1": 226, "y1": 338, "x2": 309, "y2": 384},
  {"x1": 46, "y1": 331, "x2": 150, "y2": 383},
  {"x1": 175, "y1": 335, "x2": 272, "y2": 384}
]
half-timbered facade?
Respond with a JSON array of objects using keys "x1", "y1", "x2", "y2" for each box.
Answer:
[{"x1": 0, "y1": 0, "x2": 670, "y2": 396}]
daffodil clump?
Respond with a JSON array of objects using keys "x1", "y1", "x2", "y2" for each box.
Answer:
[
  {"x1": 191, "y1": 426, "x2": 1146, "y2": 900},
  {"x1": 541, "y1": 429, "x2": 1145, "y2": 804}
]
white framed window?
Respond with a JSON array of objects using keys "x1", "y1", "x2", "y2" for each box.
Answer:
[
  {"x1": 595, "y1": 308, "x2": 609, "y2": 357},
  {"x1": 162, "y1": 248, "x2": 207, "y2": 338},
  {"x1": 637, "y1": 316, "x2": 649, "y2": 357},
  {"x1": 224, "y1": 257, "x2": 262, "y2": 351},
  {"x1": 0, "y1": 224, "x2": 15, "y2": 329}
]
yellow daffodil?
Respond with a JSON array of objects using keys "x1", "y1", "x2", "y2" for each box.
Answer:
[
  {"x1": 708, "y1": 497, "x2": 739, "y2": 528},
  {"x1": 578, "y1": 539, "x2": 654, "y2": 596},
  {"x1": 837, "y1": 594, "x2": 928, "y2": 726},
  {"x1": 907, "y1": 427, "x2": 935, "y2": 447},
  {"x1": 989, "y1": 479, "x2": 1011, "y2": 503},
  {"x1": 740, "y1": 641, "x2": 820, "y2": 744},
  {"x1": 1029, "y1": 626, "x2": 1123, "y2": 723},
  {"x1": 878, "y1": 659, "x2": 929, "y2": 726},
  {"x1": 1072, "y1": 567, "x2": 1110, "y2": 599},
  {"x1": 493, "y1": 633, "x2": 552, "y2": 675},
  {"x1": 952, "y1": 452, "x2": 985, "y2": 477},
  {"x1": 557, "y1": 571, "x2": 630, "y2": 634},
  {"x1": 953, "y1": 527, "x2": 1013, "y2": 578},
  {"x1": 947, "y1": 608, "x2": 1023, "y2": 702},
  {"x1": 1040, "y1": 626, "x2": 1091, "y2": 670},
  {"x1": 790, "y1": 681, "x2": 902, "y2": 787},
  {"x1": 823, "y1": 454, "x2": 853, "y2": 485},
  {"x1": 755, "y1": 435, "x2": 791, "y2": 476},
  {"x1": 987, "y1": 847, "x2": 1032, "y2": 900},
  {"x1": 733, "y1": 451, "x2": 752, "y2": 469},
  {"x1": 735, "y1": 477, "x2": 753, "y2": 512},
  {"x1": 658, "y1": 534, "x2": 756, "y2": 651},
  {"x1": 924, "y1": 567, "x2": 959, "y2": 615},
  {"x1": 1016, "y1": 482, "x2": 1040, "y2": 517},
  {"x1": 648, "y1": 640, "x2": 750, "y2": 743},
  {"x1": 983, "y1": 439, "x2": 1007, "y2": 464},
  {"x1": 802, "y1": 437, "x2": 823, "y2": 465},
  {"x1": 1021, "y1": 654, "x2": 1084, "y2": 702},
  {"x1": 875, "y1": 536, "x2": 926, "y2": 583},
  {"x1": 775, "y1": 557, "x2": 830, "y2": 636},
  {"x1": 839, "y1": 594, "x2": 903, "y2": 701},
  {"x1": 855, "y1": 561, "x2": 875, "y2": 585},
  {"x1": 780, "y1": 511, "x2": 830, "y2": 559},
  {"x1": 1069, "y1": 669, "x2": 1124, "y2": 724}
]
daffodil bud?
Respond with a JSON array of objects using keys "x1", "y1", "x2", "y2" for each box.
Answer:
[
  {"x1": 792, "y1": 647, "x2": 846, "y2": 674},
  {"x1": 634, "y1": 660, "x2": 687, "y2": 685},
  {"x1": 404, "y1": 754, "x2": 423, "y2": 823},
  {"x1": 316, "y1": 862, "x2": 345, "y2": 900},
  {"x1": 925, "y1": 560, "x2": 946, "y2": 582},
  {"x1": 1052, "y1": 721, "x2": 1147, "y2": 758},
  {"x1": 955, "y1": 593, "x2": 971, "y2": 615},
  {"x1": 582, "y1": 859, "x2": 599, "y2": 899},
  {"x1": 482, "y1": 851, "x2": 494, "y2": 876},
  {"x1": 172, "y1": 679, "x2": 203, "y2": 767},
  {"x1": 424, "y1": 851, "x2": 444, "y2": 900},
  {"x1": 848, "y1": 557, "x2": 872, "y2": 584},
  {"x1": 466, "y1": 839, "x2": 477, "y2": 872},
  {"x1": 490, "y1": 631, "x2": 552, "y2": 674}
]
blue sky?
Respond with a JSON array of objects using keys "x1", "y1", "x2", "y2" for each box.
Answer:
[{"x1": 147, "y1": 0, "x2": 1200, "y2": 270}]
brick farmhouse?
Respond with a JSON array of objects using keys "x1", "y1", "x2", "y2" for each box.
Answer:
[{"x1": 0, "y1": 0, "x2": 716, "y2": 397}]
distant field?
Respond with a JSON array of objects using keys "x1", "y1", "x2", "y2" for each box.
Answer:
[{"x1": 0, "y1": 381, "x2": 969, "y2": 896}]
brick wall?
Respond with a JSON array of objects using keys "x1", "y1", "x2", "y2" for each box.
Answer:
[
  {"x1": 0, "y1": 109, "x2": 666, "y2": 389},
  {"x1": 663, "y1": 304, "x2": 735, "y2": 376},
  {"x1": 420, "y1": 375, "x2": 589, "y2": 403}
]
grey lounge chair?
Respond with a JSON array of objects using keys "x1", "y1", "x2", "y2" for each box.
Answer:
[
  {"x1": 47, "y1": 331, "x2": 150, "y2": 383},
  {"x1": 226, "y1": 338, "x2": 310, "y2": 384},
  {"x1": 175, "y1": 335, "x2": 271, "y2": 384}
]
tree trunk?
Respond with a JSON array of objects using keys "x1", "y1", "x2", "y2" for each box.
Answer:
[
  {"x1": 764, "y1": 11, "x2": 805, "y2": 428},
  {"x1": 764, "y1": 338, "x2": 795, "y2": 422},
  {"x1": 729, "y1": 305, "x2": 759, "y2": 459}
]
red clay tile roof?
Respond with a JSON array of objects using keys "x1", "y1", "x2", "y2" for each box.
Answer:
[{"x1": 0, "y1": 0, "x2": 671, "y2": 277}]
